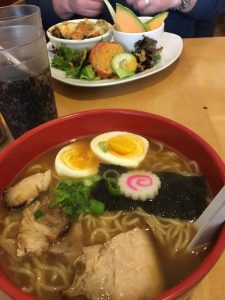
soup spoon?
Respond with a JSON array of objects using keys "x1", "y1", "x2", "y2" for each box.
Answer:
[{"x1": 188, "y1": 186, "x2": 225, "y2": 251}]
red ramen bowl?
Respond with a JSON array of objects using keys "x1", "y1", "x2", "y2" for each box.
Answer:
[{"x1": 0, "y1": 109, "x2": 225, "y2": 300}]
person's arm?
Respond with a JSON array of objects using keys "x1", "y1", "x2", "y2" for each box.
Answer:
[
  {"x1": 177, "y1": 0, "x2": 197, "y2": 13},
  {"x1": 185, "y1": 0, "x2": 225, "y2": 20},
  {"x1": 52, "y1": 0, "x2": 74, "y2": 19},
  {"x1": 52, "y1": 0, "x2": 104, "y2": 20},
  {"x1": 125, "y1": 0, "x2": 197, "y2": 16},
  {"x1": 26, "y1": 0, "x2": 62, "y2": 30},
  {"x1": 126, "y1": 0, "x2": 225, "y2": 20},
  {"x1": 26, "y1": 0, "x2": 105, "y2": 29}
]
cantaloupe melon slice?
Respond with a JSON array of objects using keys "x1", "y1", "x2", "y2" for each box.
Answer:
[
  {"x1": 115, "y1": 3, "x2": 146, "y2": 33},
  {"x1": 145, "y1": 12, "x2": 168, "y2": 31}
]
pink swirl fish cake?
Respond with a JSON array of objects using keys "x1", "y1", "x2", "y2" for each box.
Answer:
[{"x1": 119, "y1": 170, "x2": 161, "y2": 201}]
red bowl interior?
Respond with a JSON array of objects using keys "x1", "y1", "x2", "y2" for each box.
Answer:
[{"x1": 0, "y1": 109, "x2": 225, "y2": 300}]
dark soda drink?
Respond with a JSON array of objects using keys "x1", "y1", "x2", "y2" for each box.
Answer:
[{"x1": 0, "y1": 67, "x2": 57, "y2": 139}]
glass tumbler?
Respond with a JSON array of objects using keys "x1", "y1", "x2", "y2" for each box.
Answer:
[
  {"x1": 0, "y1": 4, "x2": 42, "y2": 28},
  {"x1": 0, "y1": 7, "x2": 57, "y2": 139}
]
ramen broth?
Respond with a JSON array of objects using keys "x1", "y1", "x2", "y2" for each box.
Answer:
[{"x1": 0, "y1": 136, "x2": 210, "y2": 300}]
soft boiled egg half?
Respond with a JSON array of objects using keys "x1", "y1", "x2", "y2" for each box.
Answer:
[
  {"x1": 90, "y1": 131, "x2": 149, "y2": 167},
  {"x1": 55, "y1": 140, "x2": 100, "y2": 178}
]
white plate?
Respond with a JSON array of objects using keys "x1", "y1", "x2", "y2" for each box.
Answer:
[{"x1": 48, "y1": 32, "x2": 183, "y2": 88}]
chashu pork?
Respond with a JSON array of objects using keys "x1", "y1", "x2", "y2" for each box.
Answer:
[
  {"x1": 17, "y1": 199, "x2": 69, "y2": 257},
  {"x1": 64, "y1": 228, "x2": 166, "y2": 300},
  {"x1": 4, "y1": 170, "x2": 52, "y2": 208}
]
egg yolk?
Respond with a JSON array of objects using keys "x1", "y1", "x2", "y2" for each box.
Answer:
[
  {"x1": 60, "y1": 142, "x2": 98, "y2": 170},
  {"x1": 107, "y1": 134, "x2": 145, "y2": 158}
]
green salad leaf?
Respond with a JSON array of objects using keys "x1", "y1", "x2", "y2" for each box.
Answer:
[
  {"x1": 51, "y1": 44, "x2": 99, "y2": 80},
  {"x1": 80, "y1": 64, "x2": 100, "y2": 81},
  {"x1": 132, "y1": 36, "x2": 163, "y2": 73},
  {"x1": 52, "y1": 44, "x2": 81, "y2": 70}
]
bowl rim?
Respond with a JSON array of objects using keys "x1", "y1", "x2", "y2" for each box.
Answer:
[
  {"x1": 46, "y1": 18, "x2": 112, "y2": 44},
  {"x1": 0, "y1": 108, "x2": 225, "y2": 300}
]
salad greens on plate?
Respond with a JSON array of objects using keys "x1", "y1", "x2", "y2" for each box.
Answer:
[
  {"x1": 51, "y1": 45, "x2": 100, "y2": 81},
  {"x1": 50, "y1": 37, "x2": 162, "y2": 81}
]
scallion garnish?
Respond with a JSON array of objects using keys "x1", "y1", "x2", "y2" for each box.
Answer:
[
  {"x1": 90, "y1": 199, "x2": 105, "y2": 215},
  {"x1": 106, "y1": 177, "x2": 120, "y2": 195},
  {"x1": 98, "y1": 141, "x2": 109, "y2": 152},
  {"x1": 48, "y1": 176, "x2": 104, "y2": 218},
  {"x1": 34, "y1": 209, "x2": 44, "y2": 219}
]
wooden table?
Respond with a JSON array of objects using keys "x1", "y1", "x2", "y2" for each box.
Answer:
[{"x1": 1, "y1": 36, "x2": 225, "y2": 299}]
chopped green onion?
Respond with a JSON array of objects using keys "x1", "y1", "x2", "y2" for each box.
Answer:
[
  {"x1": 90, "y1": 199, "x2": 105, "y2": 215},
  {"x1": 98, "y1": 141, "x2": 109, "y2": 152},
  {"x1": 34, "y1": 209, "x2": 44, "y2": 219},
  {"x1": 48, "y1": 177, "x2": 105, "y2": 218},
  {"x1": 48, "y1": 188, "x2": 70, "y2": 208},
  {"x1": 103, "y1": 169, "x2": 120, "y2": 179},
  {"x1": 106, "y1": 178, "x2": 120, "y2": 195},
  {"x1": 83, "y1": 175, "x2": 101, "y2": 187}
]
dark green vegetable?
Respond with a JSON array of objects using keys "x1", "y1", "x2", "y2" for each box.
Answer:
[
  {"x1": 34, "y1": 209, "x2": 44, "y2": 219},
  {"x1": 90, "y1": 199, "x2": 105, "y2": 215},
  {"x1": 51, "y1": 37, "x2": 162, "y2": 81},
  {"x1": 52, "y1": 44, "x2": 81, "y2": 71},
  {"x1": 49, "y1": 176, "x2": 104, "y2": 218},
  {"x1": 132, "y1": 37, "x2": 162, "y2": 73},
  {"x1": 105, "y1": 177, "x2": 120, "y2": 195},
  {"x1": 51, "y1": 44, "x2": 99, "y2": 81},
  {"x1": 80, "y1": 64, "x2": 100, "y2": 80}
]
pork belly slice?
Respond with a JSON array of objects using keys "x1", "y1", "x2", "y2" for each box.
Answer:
[
  {"x1": 17, "y1": 200, "x2": 69, "y2": 257},
  {"x1": 64, "y1": 228, "x2": 166, "y2": 300},
  {"x1": 4, "y1": 170, "x2": 52, "y2": 208},
  {"x1": 49, "y1": 222, "x2": 84, "y2": 264}
]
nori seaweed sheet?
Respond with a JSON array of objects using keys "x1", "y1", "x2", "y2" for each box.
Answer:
[{"x1": 91, "y1": 172, "x2": 208, "y2": 220}]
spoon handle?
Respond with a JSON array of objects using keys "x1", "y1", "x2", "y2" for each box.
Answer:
[
  {"x1": 0, "y1": 45, "x2": 35, "y2": 76},
  {"x1": 104, "y1": 0, "x2": 116, "y2": 22},
  {"x1": 188, "y1": 186, "x2": 225, "y2": 251}
]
